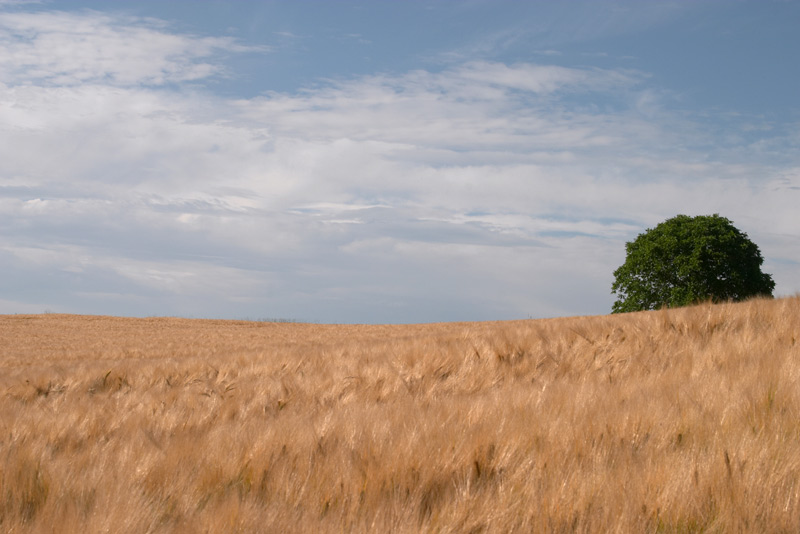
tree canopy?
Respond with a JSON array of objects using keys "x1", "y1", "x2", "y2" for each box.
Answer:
[{"x1": 611, "y1": 214, "x2": 775, "y2": 313}]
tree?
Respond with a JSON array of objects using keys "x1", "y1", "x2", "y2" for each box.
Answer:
[{"x1": 611, "y1": 214, "x2": 774, "y2": 313}]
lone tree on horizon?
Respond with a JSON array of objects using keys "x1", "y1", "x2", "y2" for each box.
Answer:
[{"x1": 611, "y1": 214, "x2": 775, "y2": 313}]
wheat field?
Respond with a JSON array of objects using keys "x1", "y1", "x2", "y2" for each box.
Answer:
[{"x1": 1, "y1": 296, "x2": 799, "y2": 533}]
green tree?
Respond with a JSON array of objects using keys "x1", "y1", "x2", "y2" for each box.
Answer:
[{"x1": 611, "y1": 214, "x2": 775, "y2": 313}]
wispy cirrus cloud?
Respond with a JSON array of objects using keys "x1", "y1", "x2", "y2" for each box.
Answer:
[{"x1": 0, "y1": 9, "x2": 261, "y2": 86}]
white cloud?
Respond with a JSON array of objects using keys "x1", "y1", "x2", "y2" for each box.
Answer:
[
  {"x1": 452, "y1": 60, "x2": 638, "y2": 94},
  {"x1": 0, "y1": 10, "x2": 260, "y2": 86}
]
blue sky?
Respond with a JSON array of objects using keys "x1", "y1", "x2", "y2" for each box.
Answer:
[{"x1": 1, "y1": 0, "x2": 798, "y2": 323}]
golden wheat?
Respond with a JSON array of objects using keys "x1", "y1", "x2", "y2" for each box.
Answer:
[{"x1": 1, "y1": 296, "x2": 799, "y2": 532}]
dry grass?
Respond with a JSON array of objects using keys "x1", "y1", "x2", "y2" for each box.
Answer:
[{"x1": 1, "y1": 296, "x2": 799, "y2": 533}]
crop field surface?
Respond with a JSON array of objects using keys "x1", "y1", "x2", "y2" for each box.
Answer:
[{"x1": 1, "y1": 297, "x2": 800, "y2": 533}]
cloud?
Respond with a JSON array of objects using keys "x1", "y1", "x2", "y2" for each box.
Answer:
[
  {"x1": 0, "y1": 8, "x2": 798, "y2": 321},
  {"x1": 0, "y1": 10, "x2": 261, "y2": 86},
  {"x1": 438, "y1": 1, "x2": 691, "y2": 62}
]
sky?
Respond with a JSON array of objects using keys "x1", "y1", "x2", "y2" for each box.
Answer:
[{"x1": 1, "y1": 0, "x2": 798, "y2": 324}]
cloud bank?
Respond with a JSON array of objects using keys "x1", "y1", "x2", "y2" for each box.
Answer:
[{"x1": 0, "y1": 8, "x2": 797, "y2": 322}]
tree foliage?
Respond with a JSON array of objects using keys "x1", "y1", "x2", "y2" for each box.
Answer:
[{"x1": 611, "y1": 214, "x2": 774, "y2": 313}]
